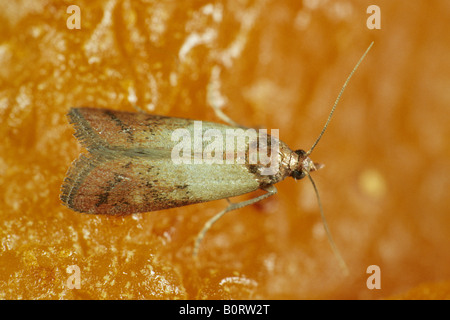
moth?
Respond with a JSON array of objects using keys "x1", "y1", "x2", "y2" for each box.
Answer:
[{"x1": 61, "y1": 43, "x2": 373, "y2": 267}]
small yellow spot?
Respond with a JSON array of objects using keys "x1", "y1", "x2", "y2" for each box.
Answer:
[{"x1": 359, "y1": 169, "x2": 387, "y2": 199}]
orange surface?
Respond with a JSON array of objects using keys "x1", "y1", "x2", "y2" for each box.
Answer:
[{"x1": 1, "y1": 1, "x2": 449, "y2": 299}]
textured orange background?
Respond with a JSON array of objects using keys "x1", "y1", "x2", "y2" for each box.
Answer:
[{"x1": 1, "y1": 0, "x2": 449, "y2": 299}]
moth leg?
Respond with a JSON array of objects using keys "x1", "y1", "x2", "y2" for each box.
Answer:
[
  {"x1": 207, "y1": 66, "x2": 247, "y2": 128},
  {"x1": 193, "y1": 185, "x2": 277, "y2": 257},
  {"x1": 211, "y1": 103, "x2": 244, "y2": 128},
  {"x1": 132, "y1": 105, "x2": 148, "y2": 113}
]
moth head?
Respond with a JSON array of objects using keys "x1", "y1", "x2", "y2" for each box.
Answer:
[{"x1": 291, "y1": 149, "x2": 324, "y2": 180}]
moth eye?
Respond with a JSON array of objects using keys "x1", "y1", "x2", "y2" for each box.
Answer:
[
  {"x1": 292, "y1": 170, "x2": 306, "y2": 180},
  {"x1": 294, "y1": 149, "x2": 307, "y2": 157}
]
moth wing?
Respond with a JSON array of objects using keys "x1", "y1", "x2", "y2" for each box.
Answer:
[
  {"x1": 68, "y1": 107, "x2": 231, "y2": 153},
  {"x1": 61, "y1": 153, "x2": 259, "y2": 215}
]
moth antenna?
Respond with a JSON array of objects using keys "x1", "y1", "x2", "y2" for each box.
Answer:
[
  {"x1": 306, "y1": 173, "x2": 349, "y2": 276},
  {"x1": 303, "y1": 43, "x2": 374, "y2": 275},
  {"x1": 307, "y1": 41, "x2": 374, "y2": 156}
]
